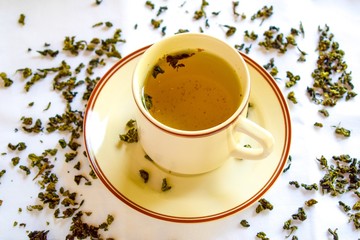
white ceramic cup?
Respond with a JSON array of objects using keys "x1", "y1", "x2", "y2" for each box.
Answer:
[{"x1": 132, "y1": 33, "x2": 274, "y2": 175}]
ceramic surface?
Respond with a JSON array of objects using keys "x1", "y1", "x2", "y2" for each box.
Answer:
[
  {"x1": 132, "y1": 33, "x2": 274, "y2": 174},
  {"x1": 83, "y1": 46, "x2": 291, "y2": 223}
]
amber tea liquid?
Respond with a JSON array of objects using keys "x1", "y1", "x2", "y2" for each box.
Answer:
[{"x1": 142, "y1": 50, "x2": 242, "y2": 131}]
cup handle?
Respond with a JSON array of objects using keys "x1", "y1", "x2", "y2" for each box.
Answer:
[{"x1": 231, "y1": 117, "x2": 274, "y2": 160}]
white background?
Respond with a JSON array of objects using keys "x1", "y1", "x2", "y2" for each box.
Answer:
[{"x1": 0, "y1": 0, "x2": 360, "y2": 239}]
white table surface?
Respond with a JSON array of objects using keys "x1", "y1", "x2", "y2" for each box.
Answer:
[{"x1": 1, "y1": 0, "x2": 360, "y2": 239}]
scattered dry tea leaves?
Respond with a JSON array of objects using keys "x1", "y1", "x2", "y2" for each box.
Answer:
[
  {"x1": 0, "y1": 72, "x2": 14, "y2": 87},
  {"x1": 193, "y1": 0, "x2": 209, "y2": 20},
  {"x1": 18, "y1": 13, "x2": 25, "y2": 25},
  {"x1": 240, "y1": 219, "x2": 250, "y2": 227},
  {"x1": 119, "y1": 119, "x2": 138, "y2": 143},
  {"x1": 308, "y1": 25, "x2": 356, "y2": 106},
  {"x1": 255, "y1": 198, "x2": 274, "y2": 213},
  {"x1": 251, "y1": 5, "x2": 273, "y2": 25}
]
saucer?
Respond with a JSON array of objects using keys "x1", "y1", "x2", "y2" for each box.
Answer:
[{"x1": 83, "y1": 46, "x2": 291, "y2": 223}]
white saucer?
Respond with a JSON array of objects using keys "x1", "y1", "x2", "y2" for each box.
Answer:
[{"x1": 83, "y1": 46, "x2": 291, "y2": 223}]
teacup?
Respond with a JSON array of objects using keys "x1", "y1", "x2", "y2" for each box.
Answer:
[{"x1": 132, "y1": 33, "x2": 274, "y2": 175}]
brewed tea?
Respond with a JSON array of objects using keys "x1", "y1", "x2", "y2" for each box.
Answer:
[{"x1": 142, "y1": 50, "x2": 242, "y2": 131}]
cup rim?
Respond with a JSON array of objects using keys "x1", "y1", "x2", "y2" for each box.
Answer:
[{"x1": 132, "y1": 33, "x2": 251, "y2": 137}]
